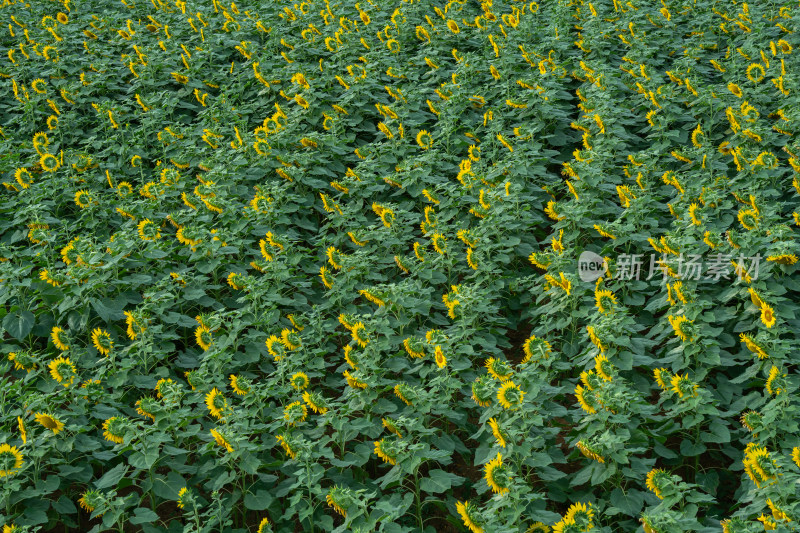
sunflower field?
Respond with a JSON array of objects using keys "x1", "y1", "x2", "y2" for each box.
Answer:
[{"x1": 1, "y1": 0, "x2": 800, "y2": 531}]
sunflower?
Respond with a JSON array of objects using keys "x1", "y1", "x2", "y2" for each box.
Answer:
[
  {"x1": 526, "y1": 523, "x2": 550, "y2": 533},
  {"x1": 51, "y1": 326, "x2": 69, "y2": 351},
  {"x1": 740, "y1": 410, "x2": 761, "y2": 433},
  {"x1": 102, "y1": 417, "x2": 127, "y2": 444},
  {"x1": 344, "y1": 370, "x2": 368, "y2": 389},
  {"x1": 14, "y1": 168, "x2": 33, "y2": 189},
  {"x1": 575, "y1": 384, "x2": 598, "y2": 414},
  {"x1": 646, "y1": 469, "x2": 670, "y2": 499},
  {"x1": 319, "y1": 266, "x2": 333, "y2": 289},
  {"x1": 48, "y1": 356, "x2": 77, "y2": 387},
  {"x1": 281, "y1": 328, "x2": 302, "y2": 350},
  {"x1": 670, "y1": 373, "x2": 699, "y2": 398},
  {"x1": 394, "y1": 383, "x2": 413, "y2": 405},
  {"x1": 488, "y1": 417, "x2": 506, "y2": 448},
  {"x1": 40, "y1": 153, "x2": 60, "y2": 172},
  {"x1": 35, "y1": 412, "x2": 65, "y2": 434},
  {"x1": 257, "y1": 517, "x2": 271, "y2": 533},
  {"x1": 564, "y1": 502, "x2": 594, "y2": 530},
  {"x1": 739, "y1": 333, "x2": 769, "y2": 359},
  {"x1": 91, "y1": 328, "x2": 113, "y2": 356},
  {"x1": 135, "y1": 398, "x2": 157, "y2": 421},
  {"x1": 39, "y1": 268, "x2": 60, "y2": 287},
  {"x1": 434, "y1": 346, "x2": 447, "y2": 368},
  {"x1": 522, "y1": 335, "x2": 551, "y2": 364},
  {"x1": 594, "y1": 354, "x2": 613, "y2": 382},
  {"x1": 137, "y1": 218, "x2": 161, "y2": 241},
  {"x1": 668, "y1": 315, "x2": 694, "y2": 342},
  {"x1": 205, "y1": 388, "x2": 227, "y2": 420},
  {"x1": 283, "y1": 401, "x2": 308, "y2": 426},
  {"x1": 485, "y1": 358, "x2": 513, "y2": 381},
  {"x1": 211, "y1": 428, "x2": 234, "y2": 452},
  {"x1": 761, "y1": 304, "x2": 776, "y2": 328},
  {"x1": 17, "y1": 417, "x2": 26, "y2": 444},
  {"x1": 229, "y1": 374, "x2": 250, "y2": 395},
  {"x1": 727, "y1": 82, "x2": 742, "y2": 97},
  {"x1": 653, "y1": 368, "x2": 673, "y2": 391},
  {"x1": 766, "y1": 366, "x2": 785, "y2": 395},
  {"x1": 576, "y1": 440, "x2": 604, "y2": 463},
  {"x1": 792, "y1": 447, "x2": 800, "y2": 469},
  {"x1": 290, "y1": 372, "x2": 309, "y2": 390},
  {"x1": 484, "y1": 452, "x2": 511, "y2": 495},
  {"x1": 0, "y1": 443, "x2": 23, "y2": 478},
  {"x1": 416, "y1": 130, "x2": 433, "y2": 150},
  {"x1": 326, "y1": 486, "x2": 349, "y2": 518},
  {"x1": 177, "y1": 487, "x2": 191, "y2": 510},
  {"x1": 456, "y1": 501, "x2": 484, "y2": 533},
  {"x1": 447, "y1": 19, "x2": 459, "y2": 33},
  {"x1": 471, "y1": 375, "x2": 494, "y2": 407},
  {"x1": 594, "y1": 289, "x2": 616, "y2": 314},
  {"x1": 275, "y1": 434, "x2": 297, "y2": 459},
  {"x1": 351, "y1": 322, "x2": 369, "y2": 347},
  {"x1": 766, "y1": 254, "x2": 798, "y2": 265},
  {"x1": 374, "y1": 438, "x2": 397, "y2": 465},
  {"x1": 78, "y1": 489, "x2": 103, "y2": 514},
  {"x1": 746, "y1": 63, "x2": 765, "y2": 83},
  {"x1": 302, "y1": 390, "x2": 328, "y2": 414},
  {"x1": 497, "y1": 381, "x2": 524, "y2": 410},
  {"x1": 738, "y1": 209, "x2": 759, "y2": 230},
  {"x1": 195, "y1": 325, "x2": 213, "y2": 351},
  {"x1": 403, "y1": 337, "x2": 426, "y2": 358}
]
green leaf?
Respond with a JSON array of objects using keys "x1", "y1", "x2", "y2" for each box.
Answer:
[
  {"x1": 129, "y1": 507, "x2": 160, "y2": 524},
  {"x1": 419, "y1": 469, "x2": 464, "y2": 493},
  {"x1": 95, "y1": 463, "x2": 128, "y2": 489},
  {"x1": 2, "y1": 309, "x2": 34, "y2": 340}
]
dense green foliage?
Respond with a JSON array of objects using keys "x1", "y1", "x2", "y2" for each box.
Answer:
[{"x1": 1, "y1": 0, "x2": 800, "y2": 532}]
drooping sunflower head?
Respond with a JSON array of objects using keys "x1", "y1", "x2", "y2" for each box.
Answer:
[
  {"x1": 487, "y1": 417, "x2": 506, "y2": 448},
  {"x1": 575, "y1": 384, "x2": 599, "y2": 414},
  {"x1": 351, "y1": 322, "x2": 369, "y2": 347},
  {"x1": 102, "y1": 416, "x2": 129, "y2": 445},
  {"x1": 522, "y1": 335, "x2": 551, "y2": 364},
  {"x1": 576, "y1": 440, "x2": 604, "y2": 463},
  {"x1": 670, "y1": 373, "x2": 699, "y2": 399},
  {"x1": 8, "y1": 351, "x2": 36, "y2": 373},
  {"x1": 135, "y1": 397, "x2": 158, "y2": 421},
  {"x1": 210, "y1": 428, "x2": 234, "y2": 453},
  {"x1": 302, "y1": 390, "x2": 328, "y2": 414},
  {"x1": 653, "y1": 368, "x2": 673, "y2": 391},
  {"x1": 374, "y1": 438, "x2": 399, "y2": 465},
  {"x1": 434, "y1": 345, "x2": 447, "y2": 369},
  {"x1": 91, "y1": 328, "x2": 113, "y2": 356},
  {"x1": 484, "y1": 452, "x2": 511, "y2": 495},
  {"x1": 326, "y1": 485, "x2": 353, "y2": 518},
  {"x1": 48, "y1": 356, "x2": 77, "y2": 387},
  {"x1": 647, "y1": 469, "x2": 675, "y2": 500},
  {"x1": 594, "y1": 354, "x2": 614, "y2": 382},
  {"x1": 283, "y1": 401, "x2": 308, "y2": 426},
  {"x1": 564, "y1": 502, "x2": 594, "y2": 530},
  {"x1": 254, "y1": 517, "x2": 271, "y2": 533},
  {"x1": 594, "y1": 289, "x2": 617, "y2": 314},
  {"x1": 275, "y1": 433, "x2": 298, "y2": 459},
  {"x1": 485, "y1": 358, "x2": 513, "y2": 381},
  {"x1": 35, "y1": 412, "x2": 65, "y2": 434},
  {"x1": 289, "y1": 372, "x2": 310, "y2": 391},
  {"x1": 740, "y1": 410, "x2": 762, "y2": 433},
  {"x1": 176, "y1": 487, "x2": 192, "y2": 510},
  {"x1": 205, "y1": 388, "x2": 227, "y2": 420},
  {"x1": 78, "y1": 489, "x2": 104, "y2": 514},
  {"x1": 229, "y1": 374, "x2": 251, "y2": 396},
  {"x1": 497, "y1": 381, "x2": 524, "y2": 410},
  {"x1": 0, "y1": 443, "x2": 24, "y2": 478},
  {"x1": 456, "y1": 500, "x2": 485, "y2": 533},
  {"x1": 195, "y1": 325, "x2": 213, "y2": 351},
  {"x1": 471, "y1": 375, "x2": 495, "y2": 407},
  {"x1": 281, "y1": 329, "x2": 302, "y2": 350},
  {"x1": 51, "y1": 326, "x2": 70, "y2": 351}
]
